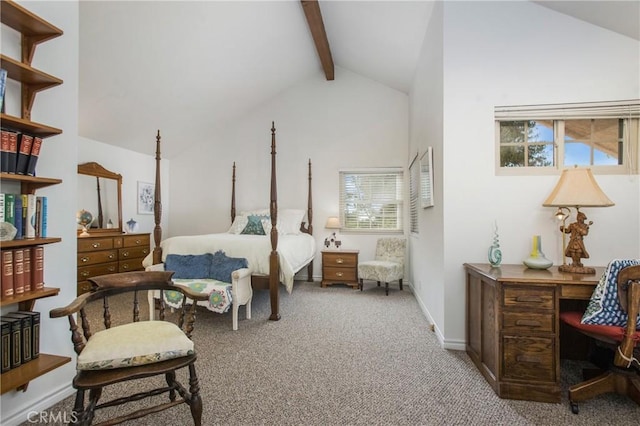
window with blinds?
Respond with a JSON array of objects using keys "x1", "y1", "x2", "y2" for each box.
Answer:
[
  {"x1": 339, "y1": 169, "x2": 404, "y2": 232},
  {"x1": 409, "y1": 155, "x2": 419, "y2": 234},
  {"x1": 495, "y1": 100, "x2": 639, "y2": 175}
]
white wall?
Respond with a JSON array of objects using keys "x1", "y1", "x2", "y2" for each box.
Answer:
[
  {"x1": 0, "y1": 2, "x2": 79, "y2": 425},
  {"x1": 78, "y1": 136, "x2": 170, "y2": 245},
  {"x1": 169, "y1": 66, "x2": 409, "y2": 278},
  {"x1": 436, "y1": 1, "x2": 640, "y2": 347}
]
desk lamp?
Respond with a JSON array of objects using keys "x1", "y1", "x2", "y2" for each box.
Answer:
[
  {"x1": 543, "y1": 167, "x2": 614, "y2": 274},
  {"x1": 324, "y1": 216, "x2": 342, "y2": 249}
]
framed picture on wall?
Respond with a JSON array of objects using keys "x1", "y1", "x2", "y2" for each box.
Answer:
[
  {"x1": 420, "y1": 147, "x2": 434, "y2": 208},
  {"x1": 137, "y1": 181, "x2": 155, "y2": 214}
]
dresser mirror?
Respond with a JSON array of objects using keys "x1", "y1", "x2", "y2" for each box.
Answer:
[{"x1": 77, "y1": 162, "x2": 123, "y2": 234}]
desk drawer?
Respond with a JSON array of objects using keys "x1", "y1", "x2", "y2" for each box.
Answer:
[
  {"x1": 503, "y1": 286, "x2": 555, "y2": 310},
  {"x1": 78, "y1": 262, "x2": 118, "y2": 281},
  {"x1": 502, "y1": 335, "x2": 555, "y2": 382},
  {"x1": 503, "y1": 312, "x2": 554, "y2": 333},
  {"x1": 119, "y1": 246, "x2": 150, "y2": 260},
  {"x1": 323, "y1": 267, "x2": 356, "y2": 282},
  {"x1": 78, "y1": 250, "x2": 117, "y2": 266}
]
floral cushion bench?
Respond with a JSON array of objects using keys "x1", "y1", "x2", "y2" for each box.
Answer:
[{"x1": 145, "y1": 251, "x2": 252, "y2": 331}]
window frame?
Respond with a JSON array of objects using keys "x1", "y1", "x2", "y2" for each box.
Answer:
[{"x1": 339, "y1": 168, "x2": 404, "y2": 234}]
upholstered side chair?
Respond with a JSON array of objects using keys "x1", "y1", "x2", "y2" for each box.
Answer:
[
  {"x1": 49, "y1": 271, "x2": 208, "y2": 425},
  {"x1": 358, "y1": 237, "x2": 406, "y2": 295},
  {"x1": 559, "y1": 263, "x2": 640, "y2": 414}
]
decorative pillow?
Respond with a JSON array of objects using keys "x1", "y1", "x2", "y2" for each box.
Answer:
[
  {"x1": 209, "y1": 250, "x2": 248, "y2": 283},
  {"x1": 277, "y1": 209, "x2": 305, "y2": 235},
  {"x1": 582, "y1": 259, "x2": 640, "y2": 326},
  {"x1": 228, "y1": 214, "x2": 248, "y2": 234},
  {"x1": 240, "y1": 215, "x2": 266, "y2": 235},
  {"x1": 165, "y1": 253, "x2": 213, "y2": 279},
  {"x1": 77, "y1": 321, "x2": 193, "y2": 370}
]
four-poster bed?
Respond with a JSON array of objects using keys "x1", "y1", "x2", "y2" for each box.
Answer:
[{"x1": 148, "y1": 123, "x2": 314, "y2": 321}]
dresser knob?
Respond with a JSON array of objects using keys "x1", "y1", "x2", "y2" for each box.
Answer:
[
  {"x1": 336, "y1": 258, "x2": 344, "y2": 264},
  {"x1": 108, "y1": 266, "x2": 116, "y2": 272},
  {"x1": 122, "y1": 251, "x2": 129, "y2": 257},
  {"x1": 108, "y1": 254, "x2": 114, "y2": 259},
  {"x1": 81, "y1": 271, "x2": 89, "y2": 278},
  {"x1": 92, "y1": 243, "x2": 100, "y2": 248},
  {"x1": 81, "y1": 257, "x2": 89, "y2": 263},
  {"x1": 336, "y1": 272, "x2": 343, "y2": 277}
]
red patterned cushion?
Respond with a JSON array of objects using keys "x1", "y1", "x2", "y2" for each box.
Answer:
[{"x1": 560, "y1": 311, "x2": 640, "y2": 342}]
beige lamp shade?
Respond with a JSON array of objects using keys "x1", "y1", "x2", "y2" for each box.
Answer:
[
  {"x1": 543, "y1": 167, "x2": 614, "y2": 208},
  {"x1": 325, "y1": 216, "x2": 341, "y2": 229}
]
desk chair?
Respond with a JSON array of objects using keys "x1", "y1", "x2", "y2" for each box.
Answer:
[
  {"x1": 50, "y1": 271, "x2": 208, "y2": 425},
  {"x1": 559, "y1": 264, "x2": 640, "y2": 414},
  {"x1": 358, "y1": 237, "x2": 406, "y2": 295}
]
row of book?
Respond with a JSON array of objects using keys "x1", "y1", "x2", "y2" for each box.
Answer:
[
  {"x1": 0, "y1": 129, "x2": 42, "y2": 176},
  {"x1": 0, "y1": 247, "x2": 45, "y2": 300},
  {"x1": 1, "y1": 311, "x2": 40, "y2": 373},
  {"x1": 0, "y1": 193, "x2": 47, "y2": 240}
]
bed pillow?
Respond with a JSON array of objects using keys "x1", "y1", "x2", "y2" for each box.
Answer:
[
  {"x1": 277, "y1": 209, "x2": 305, "y2": 235},
  {"x1": 209, "y1": 250, "x2": 248, "y2": 283},
  {"x1": 228, "y1": 214, "x2": 249, "y2": 234},
  {"x1": 581, "y1": 258, "x2": 640, "y2": 327},
  {"x1": 165, "y1": 254, "x2": 213, "y2": 279},
  {"x1": 240, "y1": 215, "x2": 266, "y2": 235}
]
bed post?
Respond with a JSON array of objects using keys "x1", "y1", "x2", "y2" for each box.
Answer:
[
  {"x1": 231, "y1": 161, "x2": 236, "y2": 223},
  {"x1": 152, "y1": 130, "x2": 163, "y2": 264},
  {"x1": 306, "y1": 159, "x2": 313, "y2": 282},
  {"x1": 269, "y1": 122, "x2": 280, "y2": 321}
]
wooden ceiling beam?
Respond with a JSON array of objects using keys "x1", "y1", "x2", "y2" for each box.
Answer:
[{"x1": 301, "y1": 0, "x2": 334, "y2": 81}]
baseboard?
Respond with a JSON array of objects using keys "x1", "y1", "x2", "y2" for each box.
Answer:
[{"x1": 1, "y1": 384, "x2": 75, "y2": 426}]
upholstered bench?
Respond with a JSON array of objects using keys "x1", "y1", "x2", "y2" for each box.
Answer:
[{"x1": 145, "y1": 252, "x2": 253, "y2": 331}]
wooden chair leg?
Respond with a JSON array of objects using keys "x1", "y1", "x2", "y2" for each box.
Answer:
[
  {"x1": 385, "y1": 282, "x2": 389, "y2": 295},
  {"x1": 188, "y1": 363, "x2": 203, "y2": 426},
  {"x1": 359, "y1": 279, "x2": 363, "y2": 291},
  {"x1": 377, "y1": 281, "x2": 381, "y2": 287},
  {"x1": 71, "y1": 389, "x2": 85, "y2": 426},
  {"x1": 166, "y1": 371, "x2": 177, "y2": 401},
  {"x1": 85, "y1": 388, "x2": 102, "y2": 426},
  {"x1": 399, "y1": 279, "x2": 403, "y2": 291},
  {"x1": 569, "y1": 371, "x2": 616, "y2": 403}
]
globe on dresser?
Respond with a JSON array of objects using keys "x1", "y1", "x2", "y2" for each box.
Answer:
[{"x1": 77, "y1": 209, "x2": 94, "y2": 237}]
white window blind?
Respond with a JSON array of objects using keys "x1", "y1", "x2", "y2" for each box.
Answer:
[
  {"x1": 409, "y1": 154, "x2": 419, "y2": 234},
  {"x1": 495, "y1": 99, "x2": 639, "y2": 120},
  {"x1": 339, "y1": 169, "x2": 404, "y2": 232}
]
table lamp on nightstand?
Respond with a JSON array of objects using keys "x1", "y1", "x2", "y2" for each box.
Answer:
[{"x1": 324, "y1": 216, "x2": 342, "y2": 249}]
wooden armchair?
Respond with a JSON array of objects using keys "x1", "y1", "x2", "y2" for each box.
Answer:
[
  {"x1": 560, "y1": 264, "x2": 640, "y2": 414},
  {"x1": 49, "y1": 271, "x2": 209, "y2": 425}
]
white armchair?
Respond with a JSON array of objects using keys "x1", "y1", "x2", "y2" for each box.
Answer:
[
  {"x1": 358, "y1": 237, "x2": 406, "y2": 295},
  {"x1": 146, "y1": 263, "x2": 252, "y2": 330}
]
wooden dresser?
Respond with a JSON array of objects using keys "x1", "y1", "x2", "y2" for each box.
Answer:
[
  {"x1": 464, "y1": 263, "x2": 601, "y2": 403},
  {"x1": 321, "y1": 250, "x2": 359, "y2": 289},
  {"x1": 77, "y1": 233, "x2": 150, "y2": 295}
]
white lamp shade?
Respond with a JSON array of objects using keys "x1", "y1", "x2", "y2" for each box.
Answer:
[
  {"x1": 325, "y1": 216, "x2": 341, "y2": 229},
  {"x1": 543, "y1": 167, "x2": 614, "y2": 208}
]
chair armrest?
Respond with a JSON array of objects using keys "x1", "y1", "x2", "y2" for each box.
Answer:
[
  {"x1": 50, "y1": 293, "x2": 92, "y2": 318},
  {"x1": 231, "y1": 268, "x2": 251, "y2": 281},
  {"x1": 231, "y1": 268, "x2": 252, "y2": 305}
]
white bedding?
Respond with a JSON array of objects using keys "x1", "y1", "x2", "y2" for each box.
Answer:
[{"x1": 142, "y1": 233, "x2": 316, "y2": 293}]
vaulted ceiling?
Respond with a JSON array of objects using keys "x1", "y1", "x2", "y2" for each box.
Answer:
[{"x1": 78, "y1": 1, "x2": 639, "y2": 159}]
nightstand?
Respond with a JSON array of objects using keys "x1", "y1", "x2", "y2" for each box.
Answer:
[{"x1": 321, "y1": 250, "x2": 359, "y2": 289}]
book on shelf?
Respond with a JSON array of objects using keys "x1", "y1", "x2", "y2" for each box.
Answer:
[
  {"x1": 0, "y1": 193, "x2": 4, "y2": 222},
  {"x1": 25, "y1": 193, "x2": 36, "y2": 238},
  {"x1": 0, "y1": 68, "x2": 6, "y2": 114},
  {"x1": 6, "y1": 131, "x2": 18, "y2": 174},
  {"x1": 0, "y1": 130, "x2": 9, "y2": 173},
  {"x1": 13, "y1": 311, "x2": 39, "y2": 360},
  {"x1": 16, "y1": 134, "x2": 33, "y2": 175},
  {"x1": 1, "y1": 249, "x2": 14, "y2": 299},
  {"x1": 21, "y1": 194, "x2": 27, "y2": 237},
  {"x1": 31, "y1": 246, "x2": 44, "y2": 290},
  {"x1": 1, "y1": 320, "x2": 10, "y2": 373},
  {"x1": 34, "y1": 197, "x2": 41, "y2": 238},
  {"x1": 26, "y1": 136, "x2": 42, "y2": 176},
  {"x1": 36, "y1": 196, "x2": 47, "y2": 238},
  {"x1": 4, "y1": 193, "x2": 15, "y2": 226},
  {"x1": 13, "y1": 195, "x2": 23, "y2": 239},
  {"x1": 2, "y1": 312, "x2": 32, "y2": 364},
  {"x1": 12, "y1": 248, "x2": 24, "y2": 296},
  {"x1": 0, "y1": 316, "x2": 21, "y2": 369},
  {"x1": 22, "y1": 248, "x2": 31, "y2": 293}
]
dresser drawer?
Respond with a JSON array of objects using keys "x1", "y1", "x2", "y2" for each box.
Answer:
[
  {"x1": 119, "y1": 260, "x2": 144, "y2": 273},
  {"x1": 503, "y1": 286, "x2": 555, "y2": 310},
  {"x1": 78, "y1": 238, "x2": 114, "y2": 252},
  {"x1": 78, "y1": 250, "x2": 118, "y2": 267},
  {"x1": 502, "y1": 335, "x2": 556, "y2": 382},
  {"x1": 323, "y1": 252, "x2": 357, "y2": 268},
  {"x1": 323, "y1": 267, "x2": 357, "y2": 282},
  {"x1": 77, "y1": 281, "x2": 92, "y2": 295},
  {"x1": 119, "y1": 246, "x2": 150, "y2": 260},
  {"x1": 123, "y1": 234, "x2": 150, "y2": 248},
  {"x1": 502, "y1": 312, "x2": 555, "y2": 334},
  {"x1": 78, "y1": 262, "x2": 118, "y2": 281}
]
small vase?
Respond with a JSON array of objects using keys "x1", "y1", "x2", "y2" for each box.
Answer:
[
  {"x1": 488, "y1": 222, "x2": 502, "y2": 267},
  {"x1": 523, "y1": 235, "x2": 553, "y2": 270}
]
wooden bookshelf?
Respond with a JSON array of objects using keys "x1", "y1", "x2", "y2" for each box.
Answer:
[{"x1": 1, "y1": 354, "x2": 71, "y2": 394}]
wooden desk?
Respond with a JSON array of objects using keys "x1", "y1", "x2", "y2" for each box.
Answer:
[{"x1": 464, "y1": 263, "x2": 603, "y2": 403}]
